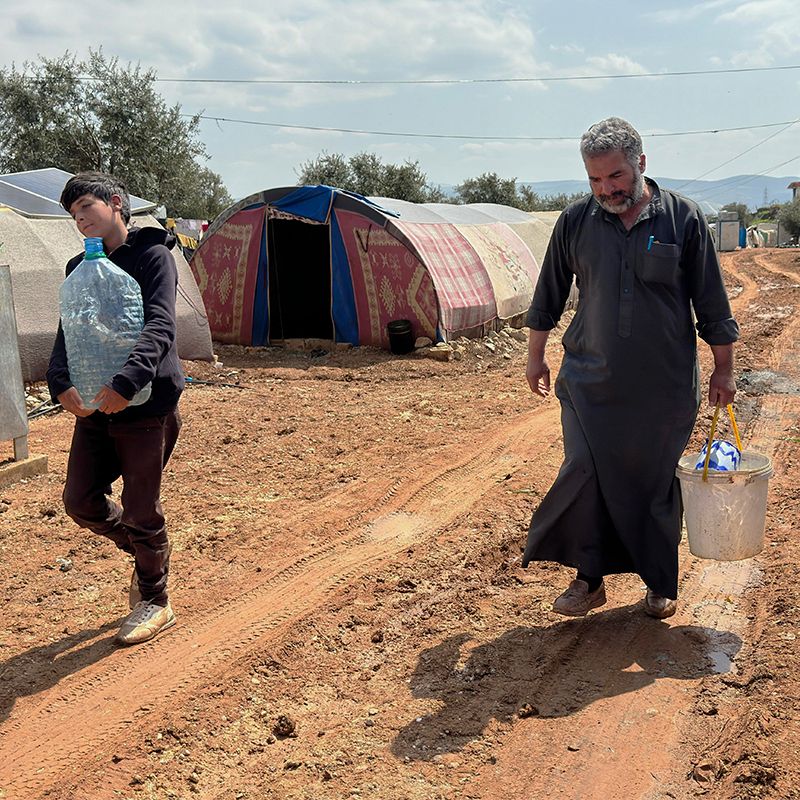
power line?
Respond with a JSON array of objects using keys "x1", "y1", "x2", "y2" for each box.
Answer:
[
  {"x1": 113, "y1": 63, "x2": 800, "y2": 85},
  {"x1": 188, "y1": 114, "x2": 799, "y2": 142},
  {"x1": 672, "y1": 119, "x2": 800, "y2": 191},
  {"x1": 688, "y1": 154, "x2": 800, "y2": 203}
]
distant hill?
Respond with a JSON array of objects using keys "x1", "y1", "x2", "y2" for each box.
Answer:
[
  {"x1": 439, "y1": 175, "x2": 798, "y2": 214},
  {"x1": 522, "y1": 175, "x2": 799, "y2": 214}
]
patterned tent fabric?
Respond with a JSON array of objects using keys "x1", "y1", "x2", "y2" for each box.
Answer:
[
  {"x1": 190, "y1": 186, "x2": 559, "y2": 348},
  {"x1": 336, "y1": 210, "x2": 437, "y2": 347},
  {"x1": 392, "y1": 221, "x2": 496, "y2": 334},
  {"x1": 191, "y1": 207, "x2": 265, "y2": 344},
  {"x1": 509, "y1": 218, "x2": 555, "y2": 268},
  {"x1": 453, "y1": 223, "x2": 538, "y2": 321}
]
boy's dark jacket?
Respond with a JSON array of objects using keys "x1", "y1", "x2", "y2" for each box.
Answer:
[{"x1": 47, "y1": 226, "x2": 185, "y2": 420}]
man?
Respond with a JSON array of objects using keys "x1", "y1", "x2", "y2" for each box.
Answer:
[{"x1": 523, "y1": 117, "x2": 738, "y2": 619}]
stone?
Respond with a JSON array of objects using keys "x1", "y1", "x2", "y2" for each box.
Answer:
[
  {"x1": 0, "y1": 455, "x2": 48, "y2": 489},
  {"x1": 423, "y1": 345, "x2": 452, "y2": 362}
]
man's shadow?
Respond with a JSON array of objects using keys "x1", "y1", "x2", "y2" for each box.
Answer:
[
  {"x1": 392, "y1": 603, "x2": 741, "y2": 761},
  {"x1": 0, "y1": 619, "x2": 123, "y2": 724}
]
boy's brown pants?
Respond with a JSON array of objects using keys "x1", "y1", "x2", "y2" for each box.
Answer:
[{"x1": 62, "y1": 409, "x2": 181, "y2": 606}]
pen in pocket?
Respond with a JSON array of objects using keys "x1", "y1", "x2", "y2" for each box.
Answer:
[{"x1": 647, "y1": 235, "x2": 657, "y2": 251}]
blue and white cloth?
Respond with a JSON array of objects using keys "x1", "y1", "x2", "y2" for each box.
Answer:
[{"x1": 695, "y1": 440, "x2": 741, "y2": 471}]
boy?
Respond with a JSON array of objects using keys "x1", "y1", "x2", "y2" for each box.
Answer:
[{"x1": 47, "y1": 172, "x2": 184, "y2": 645}]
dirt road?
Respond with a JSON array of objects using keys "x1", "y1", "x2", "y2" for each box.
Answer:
[{"x1": 0, "y1": 249, "x2": 798, "y2": 800}]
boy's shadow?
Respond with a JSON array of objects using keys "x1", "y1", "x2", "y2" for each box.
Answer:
[
  {"x1": 0, "y1": 619, "x2": 123, "y2": 724},
  {"x1": 392, "y1": 604, "x2": 741, "y2": 761}
]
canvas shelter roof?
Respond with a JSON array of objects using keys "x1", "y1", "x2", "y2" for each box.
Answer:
[
  {"x1": 0, "y1": 167, "x2": 156, "y2": 218},
  {"x1": 364, "y1": 197, "x2": 446, "y2": 224},
  {"x1": 365, "y1": 199, "x2": 560, "y2": 266},
  {"x1": 468, "y1": 203, "x2": 544, "y2": 223},
  {"x1": 0, "y1": 208, "x2": 213, "y2": 382},
  {"x1": 422, "y1": 203, "x2": 512, "y2": 224},
  {"x1": 193, "y1": 185, "x2": 566, "y2": 349}
]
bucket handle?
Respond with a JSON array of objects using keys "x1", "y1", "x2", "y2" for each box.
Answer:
[
  {"x1": 727, "y1": 403, "x2": 743, "y2": 452},
  {"x1": 702, "y1": 403, "x2": 743, "y2": 482}
]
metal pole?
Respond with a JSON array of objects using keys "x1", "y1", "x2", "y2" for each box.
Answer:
[{"x1": 13, "y1": 435, "x2": 29, "y2": 461}]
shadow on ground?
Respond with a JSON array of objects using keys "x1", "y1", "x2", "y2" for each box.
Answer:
[
  {"x1": 392, "y1": 603, "x2": 741, "y2": 761},
  {"x1": 0, "y1": 619, "x2": 123, "y2": 724}
]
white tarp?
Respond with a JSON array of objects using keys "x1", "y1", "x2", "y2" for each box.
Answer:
[{"x1": 0, "y1": 265, "x2": 28, "y2": 442}]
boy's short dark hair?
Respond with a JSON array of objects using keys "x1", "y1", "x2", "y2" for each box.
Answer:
[{"x1": 60, "y1": 171, "x2": 132, "y2": 224}]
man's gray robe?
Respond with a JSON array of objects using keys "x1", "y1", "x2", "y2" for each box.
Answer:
[{"x1": 522, "y1": 180, "x2": 739, "y2": 598}]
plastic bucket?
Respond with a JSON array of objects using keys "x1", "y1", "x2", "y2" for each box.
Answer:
[
  {"x1": 386, "y1": 319, "x2": 414, "y2": 355},
  {"x1": 676, "y1": 450, "x2": 773, "y2": 560}
]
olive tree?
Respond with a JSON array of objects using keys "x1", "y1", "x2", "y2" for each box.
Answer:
[
  {"x1": 0, "y1": 50, "x2": 231, "y2": 218},
  {"x1": 778, "y1": 200, "x2": 800, "y2": 239},
  {"x1": 296, "y1": 151, "x2": 446, "y2": 202}
]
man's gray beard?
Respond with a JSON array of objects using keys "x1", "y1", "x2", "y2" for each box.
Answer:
[{"x1": 597, "y1": 170, "x2": 646, "y2": 214}]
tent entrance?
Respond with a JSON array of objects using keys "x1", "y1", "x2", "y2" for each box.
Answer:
[{"x1": 267, "y1": 217, "x2": 333, "y2": 341}]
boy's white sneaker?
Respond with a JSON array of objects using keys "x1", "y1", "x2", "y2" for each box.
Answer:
[{"x1": 116, "y1": 601, "x2": 176, "y2": 646}]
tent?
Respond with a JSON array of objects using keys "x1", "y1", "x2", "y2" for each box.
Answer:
[
  {"x1": 190, "y1": 185, "x2": 569, "y2": 349},
  {"x1": 0, "y1": 167, "x2": 214, "y2": 383},
  {"x1": 0, "y1": 207, "x2": 214, "y2": 383},
  {"x1": 0, "y1": 167, "x2": 157, "y2": 219}
]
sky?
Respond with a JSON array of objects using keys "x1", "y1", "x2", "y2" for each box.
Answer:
[{"x1": 1, "y1": 0, "x2": 799, "y2": 203}]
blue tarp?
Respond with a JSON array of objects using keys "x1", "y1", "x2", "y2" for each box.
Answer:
[
  {"x1": 272, "y1": 185, "x2": 336, "y2": 223},
  {"x1": 251, "y1": 217, "x2": 270, "y2": 346},
  {"x1": 330, "y1": 213, "x2": 358, "y2": 344},
  {"x1": 272, "y1": 184, "x2": 399, "y2": 222}
]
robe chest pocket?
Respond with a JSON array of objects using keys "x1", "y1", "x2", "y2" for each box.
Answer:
[{"x1": 637, "y1": 242, "x2": 682, "y2": 285}]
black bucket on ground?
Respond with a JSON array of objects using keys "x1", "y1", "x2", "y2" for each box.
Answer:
[{"x1": 387, "y1": 319, "x2": 414, "y2": 355}]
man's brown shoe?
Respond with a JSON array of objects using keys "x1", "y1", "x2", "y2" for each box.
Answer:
[
  {"x1": 644, "y1": 589, "x2": 677, "y2": 619},
  {"x1": 552, "y1": 579, "x2": 607, "y2": 617},
  {"x1": 116, "y1": 601, "x2": 176, "y2": 646}
]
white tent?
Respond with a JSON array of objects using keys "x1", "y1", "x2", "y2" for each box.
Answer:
[{"x1": 0, "y1": 207, "x2": 213, "y2": 382}]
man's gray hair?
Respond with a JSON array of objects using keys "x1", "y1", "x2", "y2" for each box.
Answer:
[{"x1": 580, "y1": 117, "x2": 643, "y2": 168}]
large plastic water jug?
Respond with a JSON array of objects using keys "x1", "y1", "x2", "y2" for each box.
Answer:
[{"x1": 60, "y1": 237, "x2": 151, "y2": 408}]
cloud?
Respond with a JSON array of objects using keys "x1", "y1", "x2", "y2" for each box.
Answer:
[
  {"x1": 645, "y1": 0, "x2": 742, "y2": 24},
  {"x1": 13, "y1": 15, "x2": 64, "y2": 39},
  {"x1": 5, "y1": 0, "x2": 796, "y2": 198},
  {"x1": 585, "y1": 54, "x2": 648, "y2": 74},
  {"x1": 719, "y1": 0, "x2": 800, "y2": 61},
  {"x1": 460, "y1": 141, "x2": 515, "y2": 155},
  {"x1": 646, "y1": 0, "x2": 799, "y2": 67},
  {"x1": 552, "y1": 53, "x2": 651, "y2": 92},
  {"x1": 549, "y1": 43, "x2": 585, "y2": 55},
  {"x1": 1, "y1": 0, "x2": 553, "y2": 119},
  {"x1": 457, "y1": 139, "x2": 574, "y2": 159}
]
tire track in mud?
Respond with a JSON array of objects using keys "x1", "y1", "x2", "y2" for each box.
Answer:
[
  {"x1": 729, "y1": 252, "x2": 800, "y2": 458},
  {"x1": 468, "y1": 252, "x2": 800, "y2": 800},
  {"x1": 0, "y1": 407, "x2": 560, "y2": 797},
  {"x1": 469, "y1": 545, "x2": 758, "y2": 800}
]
